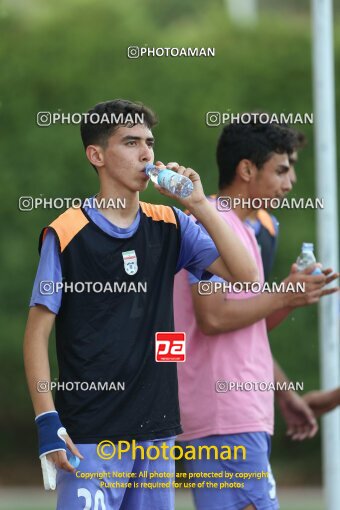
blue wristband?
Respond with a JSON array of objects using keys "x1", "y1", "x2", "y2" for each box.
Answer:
[{"x1": 35, "y1": 411, "x2": 67, "y2": 458}]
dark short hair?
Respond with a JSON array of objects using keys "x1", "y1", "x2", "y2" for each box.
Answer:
[
  {"x1": 291, "y1": 129, "x2": 307, "y2": 151},
  {"x1": 80, "y1": 99, "x2": 157, "y2": 171},
  {"x1": 216, "y1": 117, "x2": 302, "y2": 188}
]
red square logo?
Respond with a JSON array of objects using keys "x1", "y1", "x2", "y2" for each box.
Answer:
[{"x1": 155, "y1": 332, "x2": 186, "y2": 362}]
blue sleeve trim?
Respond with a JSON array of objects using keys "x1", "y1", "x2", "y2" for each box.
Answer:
[{"x1": 29, "y1": 302, "x2": 59, "y2": 315}]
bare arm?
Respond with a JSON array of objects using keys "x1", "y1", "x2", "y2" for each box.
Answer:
[
  {"x1": 191, "y1": 284, "x2": 285, "y2": 335},
  {"x1": 190, "y1": 200, "x2": 259, "y2": 284},
  {"x1": 274, "y1": 360, "x2": 318, "y2": 440},
  {"x1": 154, "y1": 161, "x2": 259, "y2": 283},
  {"x1": 266, "y1": 307, "x2": 292, "y2": 332},
  {"x1": 23, "y1": 305, "x2": 82, "y2": 472},
  {"x1": 303, "y1": 388, "x2": 340, "y2": 418},
  {"x1": 23, "y1": 305, "x2": 56, "y2": 415},
  {"x1": 191, "y1": 265, "x2": 336, "y2": 336}
]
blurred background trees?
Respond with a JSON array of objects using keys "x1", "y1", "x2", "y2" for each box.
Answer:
[{"x1": 1, "y1": 0, "x2": 339, "y2": 485}]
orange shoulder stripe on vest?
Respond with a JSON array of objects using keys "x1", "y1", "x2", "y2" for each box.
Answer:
[
  {"x1": 42, "y1": 207, "x2": 89, "y2": 252},
  {"x1": 139, "y1": 202, "x2": 177, "y2": 226},
  {"x1": 257, "y1": 209, "x2": 276, "y2": 237}
]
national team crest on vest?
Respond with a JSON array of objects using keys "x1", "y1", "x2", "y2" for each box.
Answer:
[{"x1": 122, "y1": 250, "x2": 138, "y2": 275}]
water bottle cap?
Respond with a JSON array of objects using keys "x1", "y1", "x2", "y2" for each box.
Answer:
[
  {"x1": 67, "y1": 453, "x2": 80, "y2": 468},
  {"x1": 302, "y1": 242, "x2": 314, "y2": 252},
  {"x1": 144, "y1": 163, "x2": 156, "y2": 175}
]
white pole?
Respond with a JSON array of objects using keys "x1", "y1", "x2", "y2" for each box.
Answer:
[
  {"x1": 311, "y1": 1, "x2": 340, "y2": 509},
  {"x1": 225, "y1": 0, "x2": 258, "y2": 25}
]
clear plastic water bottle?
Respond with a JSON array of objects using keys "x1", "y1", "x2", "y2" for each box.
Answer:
[
  {"x1": 145, "y1": 163, "x2": 194, "y2": 198},
  {"x1": 296, "y1": 243, "x2": 322, "y2": 275}
]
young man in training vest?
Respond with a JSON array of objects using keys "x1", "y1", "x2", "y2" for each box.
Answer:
[
  {"x1": 24, "y1": 99, "x2": 258, "y2": 510},
  {"x1": 174, "y1": 119, "x2": 338, "y2": 510}
]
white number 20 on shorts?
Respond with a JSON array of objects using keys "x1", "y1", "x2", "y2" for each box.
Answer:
[{"x1": 77, "y1": 488, "x2": 106, "y2": 510}]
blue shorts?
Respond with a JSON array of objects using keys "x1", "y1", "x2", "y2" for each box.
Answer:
[
  {"x1": 180, "y1": 433, "x2": 279, "y2": 510},
  {"x1": 56, "y1": 438, "x2": 175, "y2": 510}
]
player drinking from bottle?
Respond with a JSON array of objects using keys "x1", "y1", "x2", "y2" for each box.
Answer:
[{"x1": 24, "y1": 99, "x2": 258, "y2": 510}]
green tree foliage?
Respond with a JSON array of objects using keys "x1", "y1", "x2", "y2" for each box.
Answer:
[{"x1": 1, "y1": 0, "x2": 339, "y2": 482}]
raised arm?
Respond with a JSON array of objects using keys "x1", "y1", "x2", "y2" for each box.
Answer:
[{"x1": 154, "y1": 161, "x2": 259, "y2": 283}]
